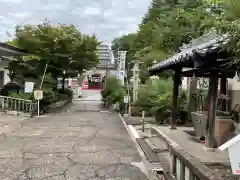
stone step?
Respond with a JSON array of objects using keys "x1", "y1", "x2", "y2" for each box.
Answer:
[
  {"x1": 136, "y1": 138, "x2": 159, "y2": 163},
  {"x1": 146, "y1": 137, "x2": 172, "y2": 173}
]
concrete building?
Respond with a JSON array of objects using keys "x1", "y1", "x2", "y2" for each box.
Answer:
[
  {"x1": 0, "y1": 57, "x2": 11, "y2": 88},
  {"x1": 97, "y1": 44, "x2": 112, "y2": 67},
  {"x1": 89, "y1": 44, "x2": 117, "y2": 77},
  {"x1": 0, "y1": 43, "x2": 29, "y2": 89}
]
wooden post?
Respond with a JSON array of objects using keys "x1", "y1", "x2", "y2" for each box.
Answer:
[
  {"x1": 189, "y1": 172, "x2": 195, "y2": 180},
  {"x1": 142, "y1": 111, "x2": 145, "y2": 132},
  {"x1": 206, "y1": 71, "x2": 218, "y2": 148},
  {"x1": 180, "y1": 161, "x2": 185, "y2": 180},
  {"x1": 220, "y1": 77, "x2": 227, "y2": 111},
  {"x1": 171, "y1": 154, "x2": 177, "y2": 176},
  {"x1": 187, "y1": 77, "x2": 197, "y2": 122},
  {"x1": 170, "y1": 71, "x2": 181, "y2": 129}
]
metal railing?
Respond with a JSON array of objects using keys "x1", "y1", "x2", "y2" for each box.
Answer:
[{"x1": 0, "y1": 95, "x2": 37, "y2": 114}]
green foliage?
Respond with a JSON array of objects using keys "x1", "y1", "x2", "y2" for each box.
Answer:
[
  {"x1": 112, "y1": 0, "x2": 223, "y2": 81},
  {"x1": 134, "y1": 78, "x2": 173, "y2": 112},
  {"x1": 179, "y1": 90, "x2": 188, "y2": 112},
  {"x1": 5, "y1": 19, "x2": 99, "y2": 113},
  {"x1": 8, "y1": 19, "x2": 100, "y2": 82},
  {"x1": 212, "y1": 0, "x2": 240, "y2": 68},
  {"x1": 40, "y1": 88, "x2": 73, "y2": 112},
  {"x1": 101, "y1": 76, "x2": 125, "y2": 106},
  {"x1": 191, "y1": 89, "x2": 208, "y2": 111},
  {"x1": 9, "y1": 92, "x2": 33, "y2": 100},
  {"x1": 151, "y1": 92, "x2": 172, "y2": 115},
  {"x1": 111, "y1": 0, "x2": 240, "y2": 80},
  {"x1": 138, "y1": 0, "x2": 218, "y2": 54}
]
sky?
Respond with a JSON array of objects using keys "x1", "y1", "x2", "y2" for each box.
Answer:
[{"x1": 0, "y1": 0, "x2": 151, "y2": 44}]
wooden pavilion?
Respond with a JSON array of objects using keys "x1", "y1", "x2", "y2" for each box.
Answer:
[{"x1": 148, "y1": 32, "x2": 236, "y2": 148}]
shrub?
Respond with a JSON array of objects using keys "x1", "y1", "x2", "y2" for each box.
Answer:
[
  {"x1": 151, "y1": 92, "x2": 172, "y2": 124},
  {"x1": 134, "y1": 78, "x2": 173, "y2": 113},
  {"x1": 101, "y1": 76, "x2": 125, "y2": 106},
  {"x1": 151, "y1": 92, "x2": 172, "y2": 114},
  {"x1": 9, "y1": 92, "x2": 34, "y2": 100},
  {"x1": 57, "y1": 89, "x2": 73, "y2": 101}
]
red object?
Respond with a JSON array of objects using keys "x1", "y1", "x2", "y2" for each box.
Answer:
[
  {"x1": 81, "y1": 80, "x2": 85, "y2": 90},
  {"x1": 87, "y1": 86, "x2": 102, "y2": 90},
  {"x1": 236, "y1": 170, "x2": 240, "y2": 174}
]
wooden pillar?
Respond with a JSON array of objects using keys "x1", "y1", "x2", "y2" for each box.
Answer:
[
  {"x1": 206, "y1": 71, "x2": 218, "y2": 148},
  {"x1": 187, "y1": 77, "x2": 197, "y2": 122},
  {"x1": 170, "y1": 71, "x2": 181, "y2": 129},
  {"x1": 219, "y1": 77, "x2": 227, "y2": 111}
]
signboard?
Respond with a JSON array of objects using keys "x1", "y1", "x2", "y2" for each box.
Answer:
[
  {"x1": 24, "y1": 82, "x2": 34, "y2": 93},
  {"x1": 229, "y1": 142, "x2": 240, "y2": 175},
  {"x1": 219, "y1": 134, "x2": 240, "y2": 175},
  {"x1": 124, "y1": 95, "x2": 129, "y2": 103},
  {"x1": 118, "y1": 71, "x2": 125, "y2": 85},
  {"x1": 119, "y1": 70, "x2": 125, "y2": 78},
  {"x1": 117, "y1": 51, "x2": 127, "y2": 85},
  {"x1": 34, "y1": 89, "x2": 43, "y2": 100}
]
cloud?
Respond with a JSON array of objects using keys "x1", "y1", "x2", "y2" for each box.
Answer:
[
  {"x1": 9, "y1": 12, "x2": 32, "y2": 18},
  {"x1": 83, "y1": 5, "x2": 102, "y2": 16},
  {"x1": 1, "y1": 0, "x2": 23, "y2": 4},
  {"x1": 0, "y1": 0, "x2": 151, "y2": 42}
]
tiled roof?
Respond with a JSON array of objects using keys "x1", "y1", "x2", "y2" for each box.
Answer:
[
  {"x1": 148, "y1": 33, "x2": 229, "y2": 73},
  {"x1": 0, "y1": 42, "x2": 29, "y2": 56},
  {"x1": 0, "y1": 42, "x2": 71, "y2": 57}
]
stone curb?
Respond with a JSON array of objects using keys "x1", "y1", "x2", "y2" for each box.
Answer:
[
  {"x1": 118, "y1": 114, "x2": 162, "y2": 180},
  {"x1": 41, "y1": 100, "x2": 71, "y2": 114},
  {"x1": 3, "y1": 110, "x2": 31, "y2": 118}
]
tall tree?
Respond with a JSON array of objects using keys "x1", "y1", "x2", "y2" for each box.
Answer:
[
  {"x1": 135, "y1": 0, "x2": 219, "y2": 81},
  {"x1": 9, "y1": 20, "x2": 100, "y2": 88}
]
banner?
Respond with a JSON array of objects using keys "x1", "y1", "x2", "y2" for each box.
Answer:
[{"x1": 117, "y1": 51, "x2": 127, "y2": 85}]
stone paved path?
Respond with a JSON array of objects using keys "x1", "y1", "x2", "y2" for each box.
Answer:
[{"x1": 0, "y1": 101, "x2": 148, "y2": 179}]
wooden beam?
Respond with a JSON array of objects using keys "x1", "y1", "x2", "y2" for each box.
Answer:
[
  {"x1": 178, "y1": 69, "x2": 235, "y2": 78},
  {"x1": 170, "y1": 71, "x2": 181, "y2": 129},
  {"x1": 177, "y1": 67, "x2": 236, "y2": 74},
  {"x1": 206, "y1": 71, "x2": 218, "y2": 148}
]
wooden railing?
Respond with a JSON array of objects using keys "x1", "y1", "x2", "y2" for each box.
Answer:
[
  {"x1": 168, "y1": 146, "x2": 224, "y2": 180},
  {"x1": 0, "y1": 95, "x2": 37, "y2": 114},
  {"x1": 156, "y1": 130, "x2": 224, "y2": 180}
]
